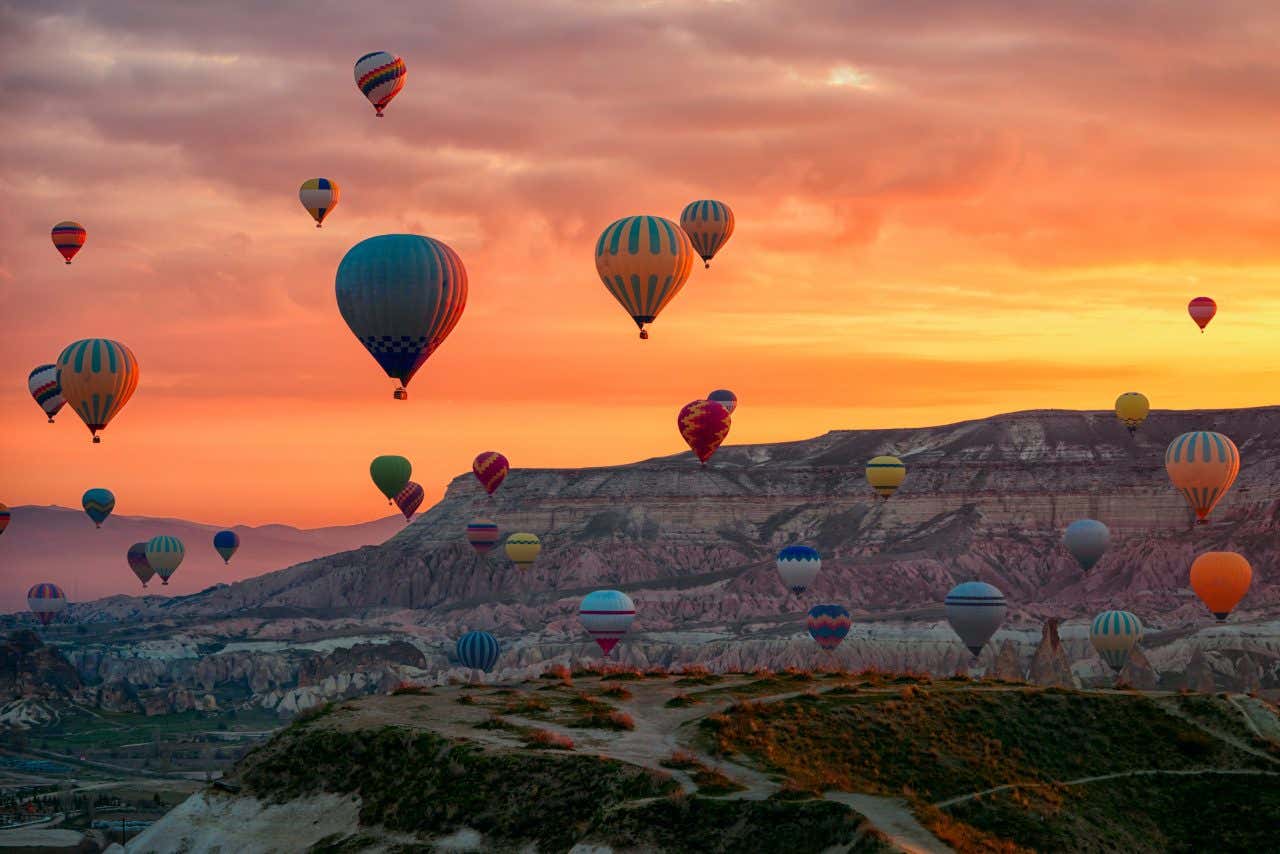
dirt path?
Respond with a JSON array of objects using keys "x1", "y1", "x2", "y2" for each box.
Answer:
[
  {"x1": 825, "y1": 792, "x2": 954, "y2": 854},
  {"x1": 1154, "y1": 697, "x2": 1280, "y2": 765},
  {"x1": 934, "y1": 768, "x2": 1280, "y2": 809},
  {"x1": 1228, "y1": 695, "x2": 1280, "y2": 746}
]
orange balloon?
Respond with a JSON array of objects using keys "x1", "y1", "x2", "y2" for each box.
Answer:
[{"x1": 1189, "y1": 552, "x2": 1251, "y2": 622}]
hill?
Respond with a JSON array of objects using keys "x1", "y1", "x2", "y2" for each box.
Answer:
[
  {"x1": 129, "y1": 669, "x2": 1280, "y2": 853},
  {"x1": 0, "y1": 506, "x2": 403, "y2": 610}
]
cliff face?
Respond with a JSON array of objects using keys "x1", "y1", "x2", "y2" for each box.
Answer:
[{"x1": 151, "y1": 406, "x2": 1280, "y2": 628}]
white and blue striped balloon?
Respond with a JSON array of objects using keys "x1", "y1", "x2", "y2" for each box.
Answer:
[
  {"x1": 776, "y1": 545, "x2": 821, "y2": 594},
  {"x1": 456, "y1": 630, "x2": 501, "y2": 673},
  {"x1": 944, "y1": 581, "x2": 1007, "y2": 657}
]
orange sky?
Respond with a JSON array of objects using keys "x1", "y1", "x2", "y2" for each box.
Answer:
[{"x1": 4, "y1": 1, "x2": 1280, "y2": 527}]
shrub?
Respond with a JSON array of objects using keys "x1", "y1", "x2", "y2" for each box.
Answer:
[
  {"x1": 661, "y1": 750, "x2": 703, "y2": 770},
  {"x1": 391, "y1": 683, "x2": 430, "y2": 696},
  {"x1": 504, "y1": 694, "x2": 551, "y2": 715},
  {"x1": 598, "y1": 685, "x2": 633, "y2": 701},
  {"x1": 524, "y1": 729, "x2": 575, "y2": 751},
  {"x1": 665, "y1": 693, "x2": 700, "y2": 708}
]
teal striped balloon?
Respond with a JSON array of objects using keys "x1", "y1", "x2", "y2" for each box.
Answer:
[
  {"x1": 81, "y1": 488, "x2": 115, "y2": 528},
  {"x1": 145, "y1": 535, "x2": 185, "y2": 585},
  {"x1": 1090, "y1": 610, "x2": 1142, "y2": 674}
]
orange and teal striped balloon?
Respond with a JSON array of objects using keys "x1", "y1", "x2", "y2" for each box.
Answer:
[
  {"x1": 1165, "y1": 431, "x2": 1240, "y2": 523},
  {"x1": 679, "y1": 200, "x2": 734, "y2": 268},
  {"x1": 595, "y1": 215, "x2": 695, "y2": 339},
  {"x1": 56, "y1": 339, "x2": 140, "y2": 443},
  {"x1": 52, "y1": 221, "x2": 86, "y2": 264},
  {"x1": 299, "y1": 178, "x2": 340, "y2": 227}
]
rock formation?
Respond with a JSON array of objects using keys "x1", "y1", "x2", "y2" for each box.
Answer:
[
  {"x1": 1027, "y1": 620, "x2": 1076, "y2": 688},
  {"x1": 1184, "y1": 648, "x2": 1217, "y2": 693},
  {"x1": 1119, "y1": 646, "x2": 1159, "y2": 691}
]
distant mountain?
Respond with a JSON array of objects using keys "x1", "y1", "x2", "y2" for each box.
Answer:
[
  {"x1": 153, "y1": 406, "x2": 1280, "y2": 631},
  {"x1": 0, "y1": 506, "x2": 403, "y2": 611}
]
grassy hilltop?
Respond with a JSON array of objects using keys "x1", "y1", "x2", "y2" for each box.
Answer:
[{"x1": 153, "y1": 668, "x2": 1280, "y2": 854}]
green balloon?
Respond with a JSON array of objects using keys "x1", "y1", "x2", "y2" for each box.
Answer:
[{"x1": 370, "y1": 455, "x2": 412, "y2": 502}]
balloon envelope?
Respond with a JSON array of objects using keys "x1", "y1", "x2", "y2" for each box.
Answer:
[
  {"x1": 1090, "y1": 610, "x2": 1142, "y2": 673},
  {"x1": 505, "y1": 533, "x2": 541, "y2": 569},
  {"x1": 27, "y1": 583, "x2": 67, "y2": 626},
  {"x1": 678, "y1": 399, "x2": 732, "y2": 464},
  {"x1": 335, "y1": 234, "x2": 467, "y2": 399},
  {"x1": 1188, "y1": 296, "x2": 1216, "y2": 331},
  {"x1": 354, "y1": 51, "x2": 406, "y2": 116},
  {"x1": 680, "y1": 200, "x2": 735, "y2": 268},
  {"x1": 944, "y1": 581, "x2": 1007, "y2": 657},
  {"x1": 1063, "y1": 519, "x2": 1110, "y2": 571},
  {"x1": 1165, "y1": 431, "x2": 1240, "y2": 523},
  {"x1": 57, "y1": 339, "x2": 139, "y2": 442},
  {"x1": 707, "y1": 389, "x2": 737, "y2": 415},
  {"x1": 0, "y1": 504, "x2": 10, "y2": 537},
  {"x1": 776, "y1": 545, "x2": 821, "y2": 594},
  {"x1": 213, "y1": 530, "x2": 240, "y2": 564},
  {"x1": 580, "y1": 590, "x2": 636, "y2": 655},
  {"x1": 806, "y1": 604, "x2": 851, "y2": 650},
  {"x1": 52, "y1": 221, "x2": 85, "y2": 264},
  {"x1": 866, "y1": 456, "x2": 906, "y2": 499},
  {"x1": 456, "y1": 630, "x2": 501, "y2": 673},
  {"x1": 594, "y1": 215, "x2": 695, "y2": 338},
  {"x1": 145, "y1": 536, "x2": 185, "y2": 585},
  {"x1": 466, "y1": 519, "x2": 500, "y2": 555},
  {"x1": 81, "y1": 488, "x2": 115, "y2": 528},
  {"x1": 1189, "y1": 552, "x2": 1251, "y2": 622},
  {"x1": 395, "y1": 482, "x2": 424, "y2": 521},
  {"x1": 370, "y1": 456, "x2": 412, "y2": 502},
  {"x1": 127, "y1": 542, "x2": 155, "y2": 587},
  {"x1": 299, "y1": 178, "x2": 340, "y2": 227},
  {"x1": 28, "y1": 364, "x2": 65, "y2": 422},
  {"x1": 473, "y1": 452, "x2": 509, "y2": 495},
  {"x1": 1114, "y1": 392, "x2": 1149, "y2": 434}
]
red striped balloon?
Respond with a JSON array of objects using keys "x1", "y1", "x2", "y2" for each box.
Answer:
[
  {"x1": 395, "y1": 481, "x2": 424, "y2": 521},
  {"x1": 1188, "y1": 296, "x2": 1216, "y2": 332},
  {"x1": 473, "y1": 452, "x2": 509, "y2": 495},
  {"x1": 466, "y1": 518, "x2": 500, "y2": 555},
  {"x1": 52, "y1": 221, "x2": 86, "y2": 265},
  {"x1": 677, "y1": 399, "x2": 732, "y2": 465}
]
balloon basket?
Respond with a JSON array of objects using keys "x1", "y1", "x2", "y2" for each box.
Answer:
[
  {"x1": 92, "y1": 436, "x2": 101, "y2": 444},
  {"x1": 639, "y1": 330, "x2": 649, "y2": 340},
  {"x1": 393, "y1": 387, "x2": 407, "y2": 400}
]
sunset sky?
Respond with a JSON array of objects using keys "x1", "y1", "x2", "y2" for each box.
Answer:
[{"x1": 4, "y1": 1, "x2": 1280, "y2": 528}]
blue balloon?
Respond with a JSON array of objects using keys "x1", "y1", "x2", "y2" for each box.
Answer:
[
  {"x1": 335, "y1": 234, "x2": 468, "y2": 399},
  {"x1": 456, "y1": 630, "x2": 501, "y2": 673},
  {"x1": 81, "y1": 488, "x2": 115, "y2": 528},
  {"x1": 213, "y1": 530, "x2": 240, "y2": 564}
]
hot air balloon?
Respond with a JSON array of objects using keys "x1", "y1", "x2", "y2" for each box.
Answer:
[
  {"x1": 1090, "y1": 610, "x2": 1142, "y2": 674},
  {"x1": 28, "y1": 365, "x2": 65, "y2": 423},
  {"x1": 370, "y1": 455, "x2": 412, "y2": 504},
  {"x1": 213, "y1": 530, "x2": 240, "y2": 564},
  {"x1": 1063, "y1": 519, "x2": 1110, "y2": 571},
  {"x1": 0, "y1": 504, "x2": 10, "y2": 537},
  {"x1": 145, "y1": 536, "x2": 185, "y2": 585},
  {"x1": 473, "y1": 452, "x2": 509, "y2": 495},
  {"x1": 456, "y1": 630, "x2": 501, "y2": 673},
  {"x1": 127, "y1": 542, "x2": 155, "y2": 587},
  {"x1": 51, "y1": 221, "x2": 85, "y2": 264},
  {"x1": 27, "y1": 583, "x2": 67, "y2": 627},
  {"x1": 395, "y1": 482, "x2": 424, "y2": 521},
  {"x1": 944, "y1": 581, "x2": 1007, "y2": 658},
  {"x1": 56, "y1": 339, "x2": 139, "y2": 443},
  {"x1": 299, "y1": 178, "x2": 340, "y2": 227},
  {"x1": 679, "y1": 200, "x2": 735, "y2": 268},
  {"x1": 579, "y1": 590, "x2": 636, "y2": 655},
  {"x1": 678, "y1": 399, "x2": 731, "y2": 465},
  {"x1": 595, "y1": 215, "x2": 696, "y2": 339},
  {"x1": 776, "y1": 546, "x2": 821, "y2": 594},
  {"x1": 505, "y1": 533, "x2": 541, "y2": 570},
  {"x1": 466, "y1": 519, "x2": 500, "y2": 555},
  {"x1": 1114, "y1": 392, "x2": 1150, "y2": 435},
  {"x1": 1189, "y1": 552, "x2": 1252, "y2": 622},
  {"x1": 707, "y1": 389, "x2": 737, "y2": 415},
  {"x1": 354, "y1": 51, "x2": 406, "y2": 116},
  {"x1": 335, "y1": 234, "x2": 467, "y2": 400},
  {"x1": 1165, "y1": 431, "x2": 1240, "y2": 523},
  {"x1": 81, "y1": 489, "x2": 115, "y2": 528},
  {"x1": 866, "y1": 456, "x2": 906, "y2": 499},
  {"x1": 1188, "y1": 296, "x2": 1216, "y2": 332},
  {"x1": 806, "y1": 604, "x2": 851, "y2": 650}
]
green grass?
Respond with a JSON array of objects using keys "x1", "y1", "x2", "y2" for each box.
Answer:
[
  {"x1": 241, "y1": 724, "x2": 677, "y2": 851},
  {"x1": 34, "y1": 707, "x2": 280, "y2": 752},
  {"x1": 704, "y1": 688, "x2": 1273, "y2": 802}
]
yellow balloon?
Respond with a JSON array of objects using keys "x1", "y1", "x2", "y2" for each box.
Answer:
[
  {"x1": 866, "y1": 456, "x2": 906, "y2": 499},
  {"x1": 1114, "y1": 392, "x2": 1149, "y2": 435},
  {"x1": 56, "y1": 339, "x2": 140, "y2": 443},
  {"x1": 505, "y1": 533, "x2": 541, "y2": 570}
]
